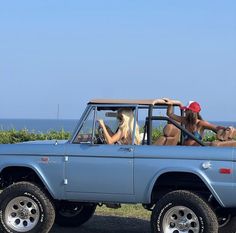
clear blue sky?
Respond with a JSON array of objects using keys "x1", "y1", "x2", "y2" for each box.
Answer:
[{"x1": 0, "y1": 0, "x2": 235, "y2": 120}]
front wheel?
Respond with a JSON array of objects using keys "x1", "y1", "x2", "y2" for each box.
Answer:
[
  {"x1": 0, "y1": 182, "x2": 55, "y2": 233},
  {"x1": 55, "y1": 202, "x2": 96, "y2": 227},
  {"x1": 151, "y1": 190, "x2": 218, "y2": 233}
]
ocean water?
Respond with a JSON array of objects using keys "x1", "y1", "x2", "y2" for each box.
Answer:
[
  {"x1": 0, "y1": 119, "x2": 236, "y2": 134},
  {"x1": 0, "y1": 119, "x2": 78, "y2": 133}
]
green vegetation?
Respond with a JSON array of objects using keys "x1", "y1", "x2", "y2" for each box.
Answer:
[
  {"x1": 151, "y1": 126, "x2": 164, "y2": 142},
  {"x1": 0, "y1": 129, "x2": 71, "y2": 144},
  {"x1": 0, "y1": 127, "x2": 234, "y2": 144},
  {"x1": 96, "y1": 204, "x2": 151, "y2": 220},
  {"x1": 202, "y1": 130, "x2": 217, "y2": 142}
]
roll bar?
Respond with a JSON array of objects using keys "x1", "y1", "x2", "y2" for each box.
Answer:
[{"x1": 144, "y1": 116, "x2": 205, "y2": 146}]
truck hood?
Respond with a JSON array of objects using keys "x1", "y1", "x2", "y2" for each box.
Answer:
[
  {"x1": 0, "y1": 140, "x2": 68, "y2": 156},
  {"x1": 19, "y1": 140, "x2": 68, "y2": 145}
]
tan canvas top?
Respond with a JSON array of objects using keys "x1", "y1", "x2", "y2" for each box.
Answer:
[{"x1": 89, "y1": 98, "x2": 182, "y2": 106}]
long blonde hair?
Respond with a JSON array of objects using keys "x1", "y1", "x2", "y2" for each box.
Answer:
[{"x1": 118, "y1": 109, "x2": 140, "y2": 145}]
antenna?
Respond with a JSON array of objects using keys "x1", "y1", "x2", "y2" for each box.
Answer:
[{"x1": 57, "y1": 104, "x2": 60, "y2": 120}]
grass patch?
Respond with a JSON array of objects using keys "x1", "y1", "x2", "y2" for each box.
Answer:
[{"x1": 95, "y1": 204, "x2": 151, "y2": 220}]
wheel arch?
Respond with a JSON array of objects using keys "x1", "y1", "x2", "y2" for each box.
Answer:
[
  {"x1": 0, "y1": 165, "x2": 56, "y2": 200},
  {"x1": 148, "y1": 170, "x2": 224, "y2": 207}
]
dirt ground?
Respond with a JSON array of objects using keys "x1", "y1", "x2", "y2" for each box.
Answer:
[{"x1": 50, "y1": 215, "x2": 151, "y2": 233}]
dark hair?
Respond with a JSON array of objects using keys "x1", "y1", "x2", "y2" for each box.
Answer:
[{"x1": 185, "y1": 111, "x2": 198, "y2": 132}]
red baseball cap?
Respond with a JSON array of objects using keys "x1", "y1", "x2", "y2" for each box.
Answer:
[{"x1": 180, "y1": 101, "x2": 201, "y2": 113}]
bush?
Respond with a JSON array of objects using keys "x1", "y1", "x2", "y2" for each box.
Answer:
[
  {"x1": 152, "y1": 127, "x2": 163, "y2": 142},
  {"x1": 0, "y1": 128, "x2": 232, "y2": 144},
  {"x1": 202, "y1": 130, "x2": 217, "y2": 142},
  {"x1": 0, "y1": 129, "x2": 71, "y2": 144}
]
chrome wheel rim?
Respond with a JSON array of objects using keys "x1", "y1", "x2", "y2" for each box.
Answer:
[
  {"x1": 5, "y1": 196, "x2": 40, "y2": 232},
  {"x1": 162, "y1": 206, "x2": 200, "y2": 233}
]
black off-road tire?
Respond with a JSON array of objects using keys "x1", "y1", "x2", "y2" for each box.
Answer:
[
  {"x1": 55, "y1": 203, "x2": 96, "y2": 227},
  {"x1": 218, "y1": 214, "x2": 236, "y2": 233},
  {"x1": 0, "y1": 181, "x2": 55, "y2": 233},
  {"x1": 151, "y1": 190, "x2": 218, "y2": 233}
]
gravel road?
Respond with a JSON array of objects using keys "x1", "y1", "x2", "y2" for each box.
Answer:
[{"x1": 50, "y1": 215, "x2": 151, "y2": 233}]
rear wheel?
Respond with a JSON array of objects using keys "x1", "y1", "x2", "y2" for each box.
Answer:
[
  {"x1": 0, "y1": 182, "x2": 55, "y2": 233},
  {"x1": 55, "y1": 202, "x2": 96, "y2": 227},
  {"x1": 151, "y1": 190, "x2": 218, "y2": 233},
  {"x1": 218, "y1": 213, "x2": 236, "y2": 233}
]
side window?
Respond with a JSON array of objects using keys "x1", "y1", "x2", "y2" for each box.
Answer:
[
  {"x1": 138, "y1": 107, "x2": 167, "y2": 145},
  {"x1": 96, "y1": 109, "x2": 119, "y2": 134},
  {"x1": 152, "y1": 107, "x2": 181, "y2": 146},
  {"x1": 74, "y1": 108, "x2": 95, "y2": 144},
  {"x1": 152, "y1": 108, "x2": 167, "y2": 144},
  {"x1": 95, "y1": 107, "x2": 138, "y2": 145},
  {"x1": 94, "y1": 108, "x2": 121, "y2": 144},
  {"x1": 138, "y1": 106, "x2": 180, "y2": 145}
]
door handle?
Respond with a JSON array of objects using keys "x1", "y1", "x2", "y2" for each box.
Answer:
[{"x1": 119, "y1": 147, "x2": 133, "y2": 152}]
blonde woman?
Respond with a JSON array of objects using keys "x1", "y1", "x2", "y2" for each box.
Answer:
[{"x1": 98, "y1": 108, "x2": 140, "y2": 145}]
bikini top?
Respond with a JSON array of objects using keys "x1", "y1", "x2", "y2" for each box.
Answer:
[
  {"x1": 184, "y1": 131, "x2": 202, "y2": 141},
  {"x1": 183, "y1": 121, "x2": 202, "y2": 141}
]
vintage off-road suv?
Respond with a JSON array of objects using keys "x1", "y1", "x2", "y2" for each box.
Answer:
[{"x1": 0, "y1": 99, "x2": 236, "y2": 233}]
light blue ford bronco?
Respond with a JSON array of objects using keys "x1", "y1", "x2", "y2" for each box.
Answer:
[{"x1": 0, "y1": 99, "x2": 236, "y2": 233}]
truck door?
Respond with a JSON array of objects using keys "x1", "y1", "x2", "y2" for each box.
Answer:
[
  {"x1": 64, "y1": 107, "x2": 134, "y2": 201},
  {"x1": 65, "y1": 144, "x2": 134, "y2": 195}
]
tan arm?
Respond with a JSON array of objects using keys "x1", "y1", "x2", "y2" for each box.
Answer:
[
  {"x1": 167, "y1": 105, "x2": 184, "y2": 123},
  {"x1": 98, "y1": 120, "x2": 122, "y2": 144}
]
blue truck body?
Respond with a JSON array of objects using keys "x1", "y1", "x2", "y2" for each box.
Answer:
[
  {"x1": 0, "y1": 99, "x2": 235, "y2": 233},
  {"x1": 0, "y1": 142, "x2": 234, "y2": 207}
]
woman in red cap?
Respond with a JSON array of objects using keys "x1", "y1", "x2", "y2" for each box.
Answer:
[{"x1": 167, "y1": 101, "x2": 226, "y2": 146}]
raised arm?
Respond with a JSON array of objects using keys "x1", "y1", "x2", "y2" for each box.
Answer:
[{"x1": 167, "y1": 105, "x2": 184, "y2": 123}]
